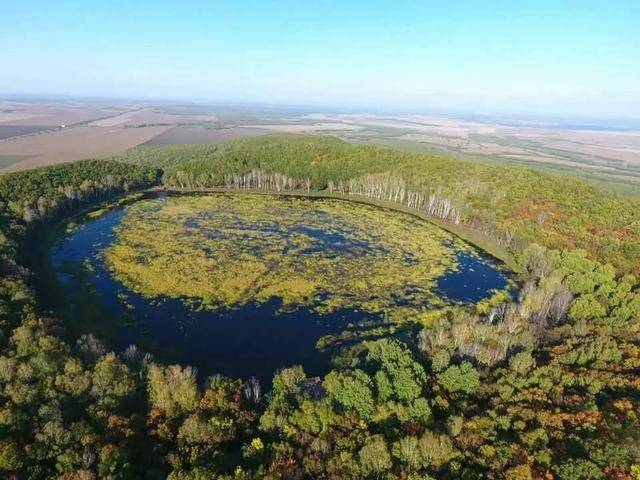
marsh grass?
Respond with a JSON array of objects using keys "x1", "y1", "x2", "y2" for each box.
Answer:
[{"x1": 104, "y1": 194, "x2": 473, "y2": 316}]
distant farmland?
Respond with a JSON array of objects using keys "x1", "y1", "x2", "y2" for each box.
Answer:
[
  {"x1": 0, "y1": 155, "x2": 28, "y2": 168},
  {"x1": 0, "y1": 125, "x2": 51, "y2": 140},
  {"x1": 0, "y1": 125, "x2": 171, "y2": 172},
  {"x1": 0, "y1": 101, "x2": 132, "y2": 126},
  {"x1": 2, "y1": 101, "x2": 639, "y2": 197},
  {"x1": 0, "y1": 103, "x2": 276, "y2": 172},
  {"x1": 143, "y1": 125, "x2": 269, "y2": 145}
]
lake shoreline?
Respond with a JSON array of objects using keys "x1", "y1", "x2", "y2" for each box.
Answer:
[{"x1": 40, "y1": 192, "x2": 513, "y2": 383}]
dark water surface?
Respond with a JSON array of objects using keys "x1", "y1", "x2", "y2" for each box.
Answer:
[{"x1": 49, "y1": 197, "x2": 510, "y2": 384}]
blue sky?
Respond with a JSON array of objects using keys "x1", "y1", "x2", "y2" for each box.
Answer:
[{"x1": 1, "y1": 0, "x2": 639, "y2": 118}]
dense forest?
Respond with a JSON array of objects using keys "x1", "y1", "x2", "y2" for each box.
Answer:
[
  {"x1": 0, "y1": 135, "x2": 639, "y2": 479},
  {"x1": 116, "y1": 135, "x2": 640, "y2": 274}
]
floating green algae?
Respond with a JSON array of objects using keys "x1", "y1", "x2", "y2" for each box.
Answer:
[{"x1": 103, "y1": 194, "x2": 470, "y2": 315}]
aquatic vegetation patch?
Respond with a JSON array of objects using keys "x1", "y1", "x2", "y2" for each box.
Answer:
[{"x1": 103, "y1": 194, "x2": 476, "y2": 316}]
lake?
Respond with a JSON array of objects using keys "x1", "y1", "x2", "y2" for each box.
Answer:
[{"x1": 49, "y1": 193, "x2": 511, "y2": 384}]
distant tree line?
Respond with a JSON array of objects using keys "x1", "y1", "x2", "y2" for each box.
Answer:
[
  {"x1": 0, "y1": 159, "x2": 159, "y2": 224},
  {"x1": 329, "y1": 173, "x2": 462, "y2": 224}
]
